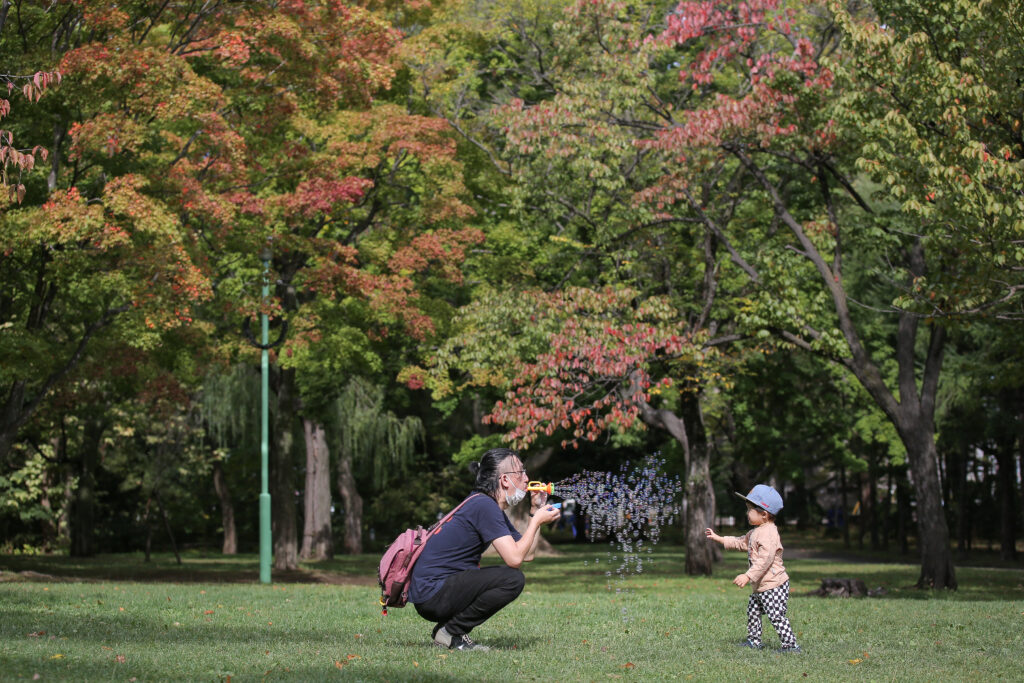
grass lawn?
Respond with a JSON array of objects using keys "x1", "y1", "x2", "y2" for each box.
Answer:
[{"x1": 1, "y1": 542, "x2": 1022, "y2": 681}]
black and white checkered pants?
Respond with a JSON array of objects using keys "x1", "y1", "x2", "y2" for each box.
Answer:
[{"x1": 746, "y1": 580, "x2": 796, "y2": 648}]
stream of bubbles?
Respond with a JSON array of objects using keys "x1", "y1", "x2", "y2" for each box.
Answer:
[{"x1": 551, "y1": 455, "x2": 681, "y2": 622}]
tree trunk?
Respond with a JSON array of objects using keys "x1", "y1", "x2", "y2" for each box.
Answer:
[
  {"x1": 856, "y1": 471, "x2": 865, "y2": 549},
  {"x1": 521, "y1": 446, "x2": 555, "y2": 555},
  {"x1": 39, "y1": 430, "x2": 66, "y2": 551},
  {"x1": 901, "y1": 426, "x2": 956, "y2": 588},
  {"x1": 70, "y1": 418, "x2": 103, "y2": 557},
  {"x1": 0, "y1": 380, "x2": 28, "y2": 465},
  {"x1": 271, "y1": 366, "x2": 298, "y2": 570},
  {"x1": 212, "y1": 460, "x2": 237, "y2": 555},
  {"x1": 839, "y1": 464, "x2": 850, "y2": 549},
  {"x1": 734, "y1": 185, "x2": 957, "y2": 588},
  {"x1": 143, "y1": 498, "x2": 153, "y2": 563},
  {"x1": 1019, "y1": 436, "x2": 1024, "y2": 548},
  {"x1": 336, "y1": 452, "x2": 363, "y2": 554},
  {"x1": 868, "y1": 457, "x2": 879, "y2": 550},
  {"x1": 955, "y1": 445, "x2": 970, "y2": 557},
  {"x1": 631, "y1": 375, "x2": 715, "y2": 575},
  {"x1": 996, "y1": 435, "x2": 1017, "y2": 561},
  {"x1": 59, "y1": 467, "x2": 73, "y2": 549},
  {"x1": 155, "y1": 489, "x2": 181, "y2": 565},
  {"x1": 681, "y1": 394, "x2": 715, "y2": 576},
  {"x1": 300, "y1": 419, "x2": 333, "y2": 561},
  {"x1": 896, "y1": 469, "x2": 910, "y2": 555},
  {"x1": 881, "y1": 467, "x2": 891, "y2": 551}
]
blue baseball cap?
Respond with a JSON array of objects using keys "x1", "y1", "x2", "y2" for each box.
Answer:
[{"x1": 736, "y1": 484, "x2": 783, "y2": 516}]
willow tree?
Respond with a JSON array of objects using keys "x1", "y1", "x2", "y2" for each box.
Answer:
[
  {"x1": 330, "y1": 377, "x2": 423, "y2": 554},
  {"x1": 200, "y1": 365, "x2": 263, "y2": 555}
]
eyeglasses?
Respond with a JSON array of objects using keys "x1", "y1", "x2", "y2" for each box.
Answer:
[{"x1": 503, "y1": 469, "x2": 527, "y2": 478}]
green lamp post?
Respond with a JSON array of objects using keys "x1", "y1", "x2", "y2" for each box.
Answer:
[{"x1": 259, "y1": 246, "x2": 273, "y2": 584}]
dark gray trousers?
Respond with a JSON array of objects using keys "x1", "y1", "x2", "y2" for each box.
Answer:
[{"x1": 414, "y1": 565, "x2": 525, "y2": 636}]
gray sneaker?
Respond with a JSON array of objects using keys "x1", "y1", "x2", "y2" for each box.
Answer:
[
  {"x1": 737, "y1": 639, "x2": 764, "y2": 650},
  {"x1": 433, "y1": 626, "x2": 490, "y2": 651},
  {"x1": 775, "y1": 645, "x2": 802, "y2": 654}
]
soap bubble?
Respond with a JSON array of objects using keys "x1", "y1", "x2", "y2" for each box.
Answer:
[{"x1": 555, "y1": 456, "x2": 681, "y2": 614}]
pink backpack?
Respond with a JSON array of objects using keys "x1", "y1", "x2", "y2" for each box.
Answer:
[{"x1": 377, "y1": 493, "x2": 480, "y2": 615}]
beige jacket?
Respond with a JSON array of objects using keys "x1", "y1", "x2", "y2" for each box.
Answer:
[{"x1": 722, "y1": 522, "x2": 789, "y2": 592}]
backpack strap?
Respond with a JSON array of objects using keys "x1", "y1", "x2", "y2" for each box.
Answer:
[{"x1": 427, "y1": 492, "x2": 483, "y2": 535}]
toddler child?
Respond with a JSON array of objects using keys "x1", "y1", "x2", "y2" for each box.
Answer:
[{"x1": 705, "y1": 484, "x2": 801, "y2": 653}]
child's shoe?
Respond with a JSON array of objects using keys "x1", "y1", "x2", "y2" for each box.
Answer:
[
  {"x1": 737, "y1": 639, "x2": 764, "y2": 649},
  {"x1": 774, "y1": 645, "x2": 802, "y2": 654}
]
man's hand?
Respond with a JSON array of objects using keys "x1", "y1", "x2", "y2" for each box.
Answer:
[{"x1": 533, "y1": 504, "x2": 561, "y2": 526}]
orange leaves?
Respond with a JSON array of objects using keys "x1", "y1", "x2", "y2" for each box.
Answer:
[
  {"x1": 68, "y1": 113, "x2": 147, "y2": 160},
  {"x1": 482, "y1": 287, "x2": 699, "y2": 448},
  {"x1": 281, "y1": 177, "x2": 373, "y2": 219},
  {"x1": 228, "y1": 0, "x2": 400, "y2": 109},
  {"x1": 387, "y1": 228, "x2": 486, "y2": 284},
  {"x1": 334, "y1": 654, "x2": 361, "y2": 670},
  {"x1": 647, "y1": 0, "x2": 836, "y2": 159},
  {"x1": 212, "y1": 31, "x2": 252, "y2": 67}
]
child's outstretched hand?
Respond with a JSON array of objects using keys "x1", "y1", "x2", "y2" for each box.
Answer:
[
  {"x1": 705, "y1": 527, "x2": 723, "y2": 544},
  {"x1": 733, "y1": 573, "x2": 750, "y2": 588}
]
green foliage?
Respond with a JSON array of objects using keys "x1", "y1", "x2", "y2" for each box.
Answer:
[
  {"x1": 831, "y1": 0, "x2": 1024, "y2": 319},
  {"x1": 450, "y1": 433, "x2": 506, "y2": 468},
  {"x1": 0, "y1": 451, "x2": 57, "y2": 525},
  {"x1": 330, "y1": 377, "x2": 424, "y2": 489}
]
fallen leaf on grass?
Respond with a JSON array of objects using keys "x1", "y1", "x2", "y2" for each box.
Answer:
[
  {"x1": 413, "y1": 661, "x2": 419, "y2": 668},
  {"x1": 334, "y1": 661, "x2": 344, "y2": 669},
  {"x1": 32, "y1": 675, "x2": 40, "y2": 680},
  {"x1": 622, "y1": 662, "x2": 635, "y2": 669},
  {"x1": 50, "y1": 654, "x2": 64, "y2": 660},
  {"x1": 28, "y1": 631, "x2": 46, "y2": 637},
  {"x1": 115, "y1": 655, "x2": 126, "y2": 664},
  {"x1": 346, "y1": 654, "x2": 360, "y2": 660},
  {"x1": 102, "y1": 646, "x2": 112, "y2": 651},
  {"x1": 848, "y1": 658, "x2": 862, "y2": 665},
  {"x1": 204, "y1": 610, "x2": 215, "y2": 615},
  {"x1": 119, "y1": 607, "x2": 125, "y2": 612}
]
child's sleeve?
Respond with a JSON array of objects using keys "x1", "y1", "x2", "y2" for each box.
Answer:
[
  {"x1": 744, "y1": 530, "x2": 778, "y2": 583},
  {"x1": 721, "y1": 532, "x2": 750, "y2": 551}
]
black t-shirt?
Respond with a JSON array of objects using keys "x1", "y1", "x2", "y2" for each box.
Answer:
[{"x1": 409, "y1": 494, "x2": 522, "y2": 603}]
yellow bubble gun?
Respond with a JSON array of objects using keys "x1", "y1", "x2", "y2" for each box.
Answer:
[{"x1": 527, "y1": 481, "x2": 555, "y2": 495}]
